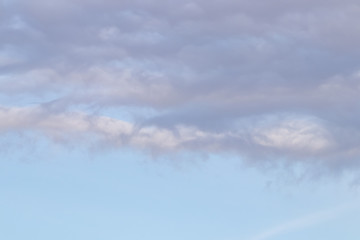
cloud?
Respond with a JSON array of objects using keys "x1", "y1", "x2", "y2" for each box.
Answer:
[
  {"x1": 252, "y1": 118, "x2": 332, "y2": 152},
  {"x1": 247, "y1": 203, "x2": 356, "y2": 240},
  {"x1": 1, "y1": 0, "x2": 360, "y2": 174},
  {"x1": 0, "y1": 106, "x2": 343, "y2": 162}
]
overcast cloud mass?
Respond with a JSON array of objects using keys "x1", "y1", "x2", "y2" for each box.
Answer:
[{"x1": 1, "y1": 0, "x2": 360, "y2": 174}]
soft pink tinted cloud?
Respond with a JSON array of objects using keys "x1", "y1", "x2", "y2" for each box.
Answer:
[{"x1": 1, "y1": 0, "x2": 360, "y2": 174}]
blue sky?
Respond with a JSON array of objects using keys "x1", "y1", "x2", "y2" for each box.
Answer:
[
  {"x1": 1, "y1": 0, "x2": 360, "y2": 239},
  {"x1": 1, "y1": 140, "x2": 360, "y2": 240}
]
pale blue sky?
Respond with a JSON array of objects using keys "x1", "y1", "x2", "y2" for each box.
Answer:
[{"x1": 1, "y1": 134, "x2": 360, "y2": 240}]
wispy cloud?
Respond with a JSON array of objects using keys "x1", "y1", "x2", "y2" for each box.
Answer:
[{"x1": 247, "y1": 203, "x2": 356, "y2": 240}]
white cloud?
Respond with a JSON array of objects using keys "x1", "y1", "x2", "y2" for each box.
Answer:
[
  {"x1": 252, "y1": 118, "x2": 333, "y2": 152},
  {"x1": 0, "y1": 105, "x2": 339, "y2": 159}
]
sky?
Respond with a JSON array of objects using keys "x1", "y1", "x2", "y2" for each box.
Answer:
[{"x1": 1, "y1": 0, "x2": 360, "y2": 239}]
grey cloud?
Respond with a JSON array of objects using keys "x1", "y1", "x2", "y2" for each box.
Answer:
[{"x1": 1, "y1": 0, "x2": 360, "y2": 173}]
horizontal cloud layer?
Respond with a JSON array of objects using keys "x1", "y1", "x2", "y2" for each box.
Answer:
[
  {"x1": 0, "y1": 105, "x2": 334, "y2": 154},
  {"x1": 1, "y1": 0, "x2": 360, "y2": 173}
]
